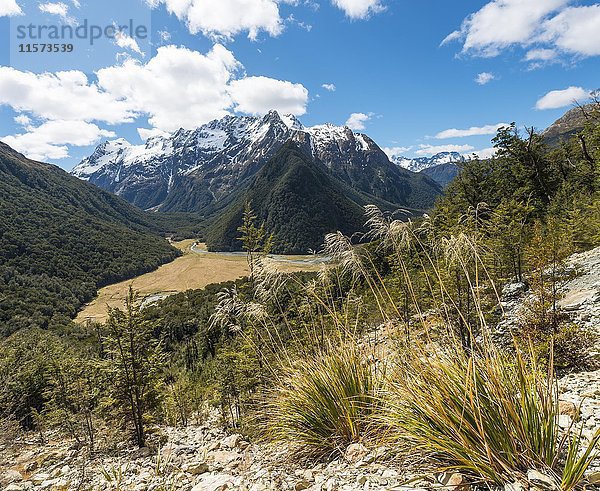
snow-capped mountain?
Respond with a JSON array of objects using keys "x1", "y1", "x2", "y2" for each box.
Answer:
[
  {"x1": 391, "y1": 152, "x2": 466, "y2": 173},
  {"x1": 72, "y1": 111, "x2": 442, "y2": 212}
]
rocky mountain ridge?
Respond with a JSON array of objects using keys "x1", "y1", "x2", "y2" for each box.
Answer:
[
  {"x1": 72, "y1": 112, "x2": 441, "y2": 214},
  {"x1": 390, "y1": 151, "x2": 466, "y2": 173}
]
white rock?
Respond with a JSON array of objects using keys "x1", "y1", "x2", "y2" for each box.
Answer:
[
  {"x1": 344, "y1": 443, "x2": 368, "y2": 463},
  {"x1": 527, "y1": 469, "x2": 559, "y2": 490},
  {"x1": 191, "y1": 473, "x2": 235, "y2": 491},
  {"x1": 2, "y1": 470, "x2": 23, "y2": 484},
  {"x1": 221, "y1": 434, "x2": 242, "y2": 449},
  {"x1": 30, "y1": 473, "x2": 51, "y2": 485}
]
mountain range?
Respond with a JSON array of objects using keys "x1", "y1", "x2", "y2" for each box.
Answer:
[
  {"x1": 390, "y1": 152, "x2": 465, "y2": 188},
  {"x1": 205, "y1": 141, "x2": 390, "y2": 253},
  {"x1": 542, "y1": 104, "x2": 592, "y2": 147},
  {"x1": 390, "y1": 151, "x2": 466, "y2": 173},
  {"x1": 72, "y1": 111, "x2": 442, "y2": 216}
]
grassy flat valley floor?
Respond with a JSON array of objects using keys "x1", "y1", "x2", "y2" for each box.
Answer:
[{"x1": 76, "y1": 240, "x2": 324, "y2": 324}]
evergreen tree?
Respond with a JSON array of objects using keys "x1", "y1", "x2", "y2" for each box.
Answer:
[{"x1": 101, "y1": 287, "x2": 165, "y2": 447}]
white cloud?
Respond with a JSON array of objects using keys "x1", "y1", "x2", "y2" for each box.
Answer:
[
  {"x1": 0, "y1": 0, "x2": 22, "y2": 16},
  {"x1": 0, "y1": 67, "x2": 136, "y2": 124},
  {"x1": 331, "y1": 0, "x2": 385, "y2": 19},
  {"x1": 442, "y1": 0, "x2": 567, "y2": 56},
  {"x1": 149, "y1": 0, "x2": 283, "y2": 40},
  {"x1": 14, "y1": 114, "x2": 31, "y2": 126},
  {"x1": 442, "y1": 0, "x2": 600, "y2": 62},
  {"x1": 38, "y1": 2, "x2": 74, "y2": 23},
  {"x1": 435, "y1": 123, "x2": 508, "y2": 139},
  {"x1": 383, "y1": 146, "x2": 412, "y2": 159},
  {"x1": 97, "y1": 44, "x2": 240, "y2": 132},
  {"x1": 322, "y1": 83, "x2": 336, "y2": 92},
  {"x1": 535, "y1": 86, "x2": 590, "y2": 110},
  {"x1": 345, "y1": 112, "x2": 371, "y2": 130},
  {"x1": 541, "y1": 5, "x2": 600, "y2": 57},
  {"x1": 229, "y1": 76, "x2": 308, "y2": 116},
  {"x1": 525, "y1": 48, "x2": 557, "y2": 61},
  {"x1": 475, "y1": 72, "x2": 495, "y2": 85},
  {"x1": 2, "y1": 120, "x2": 115, "y2": 161},
  {"x1": 114, "y1": 30, "x2": 145, "y2": 56},
  {"x1": 416, "y1": 144, "x2": 475, "y2": 156}
]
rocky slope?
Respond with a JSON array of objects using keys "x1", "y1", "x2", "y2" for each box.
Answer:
[
  {"x1": 497, "y1": 246, "x2": 600, "y2": 345},
  {"x1": 542, "y1": 104, "x2": 594, "y2": 147},
  {"x1": 1, "y1": 369, "x2": 598, "y2": 491},
  {"x1": 72, "y1": 112, "x2": 441, "y2": 213}
]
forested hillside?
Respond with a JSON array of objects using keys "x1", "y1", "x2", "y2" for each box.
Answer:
[
  {"x1": 0, "y1": 143, "x2": 181, "y2": 336},
  {"x1": 204, "y1": 142, "x2": 405, "y2": 253}
]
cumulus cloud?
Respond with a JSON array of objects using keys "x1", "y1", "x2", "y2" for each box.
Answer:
[
  {"x1": 229, "y1": 76, "x2": 309, "y2": 116},
  {"x1": 0, "y1": 44, "x2": 310, "y2": 160},
  {"x1": 96, "y1": 44, "x2": 240, "y2": 132},
  {"x1": 322, "y1": 83, "x2": 336, "y2": 92},
  {"x1": 475, "y1": 72, "x2": 495, "y2": 85},
  {"x1": 331, "y1": 0, "x2": 385, "y2": 19},
  {"x1": 0, "y1": 0, "x2": 22, "y2": 16},
  {"x1": 0, "y1": 67, "x2": 136, "y2": 124},
  {"x1": 148, "y1": 0, "x2": 283, "y2": 40},
  {"x1": 2, "y1": 121, "x2": 115, "y2": 161},
  {"x1": 435, "y1": 123, "x2": 508, "y2": 139},
  {"x1": 535, "y1": 86, "x2": 590, "y2": 110},
  {"x1": 416, "y1": 144, "x2": 475, "y2": 156},
  {"x1": 345, "y1": 112, "x2": 371, "y2": 130},
  {"x1": 443, "y1": 0, "x2": 600, "y2": 62},
  {"x1": 541, "y1": 5, "x2": 600, "y2": 57}
]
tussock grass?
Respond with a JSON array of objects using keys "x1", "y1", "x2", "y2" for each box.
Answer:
[
  {"x1": 265, "y1": 343, "x2": 383, "y2": 460},
  {"x1": 382, "y1": 344, "x2": 600, "y2": 489}
]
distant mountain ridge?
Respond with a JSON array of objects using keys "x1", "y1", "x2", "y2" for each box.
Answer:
[
  {"x1": 542, "y1": 104, "x2": 593, "y2": 147},
  {"x1": 390, "y1": 151, "x2": 466, "y2": 173},
  {"x1": 72, "y1": 111, "x2": 442, "y2": 214}
]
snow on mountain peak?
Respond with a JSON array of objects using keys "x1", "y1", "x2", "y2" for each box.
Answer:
[{"x1": 391, "y1": 151, "x2": 466, "y2": 173}]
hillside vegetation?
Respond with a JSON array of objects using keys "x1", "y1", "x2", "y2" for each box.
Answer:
[
  {"x1": 204, "y1": 142, "x2": 402, "y2": 253},
  {"x1": 0, "y1": 143, "x2": 181, "y2": 336}
]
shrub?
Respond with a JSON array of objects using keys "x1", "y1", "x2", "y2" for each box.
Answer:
[
  {"x1": 382, "y1": 343, "x2": 600, "y2": 489},
  {"x1": 265, "y1": 343, "x2": 384, "y2": 460}
]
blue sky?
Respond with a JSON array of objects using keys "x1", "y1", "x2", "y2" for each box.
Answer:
[{"x1": 0, "y1": 0, "x2": 599, "y2": 169}]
